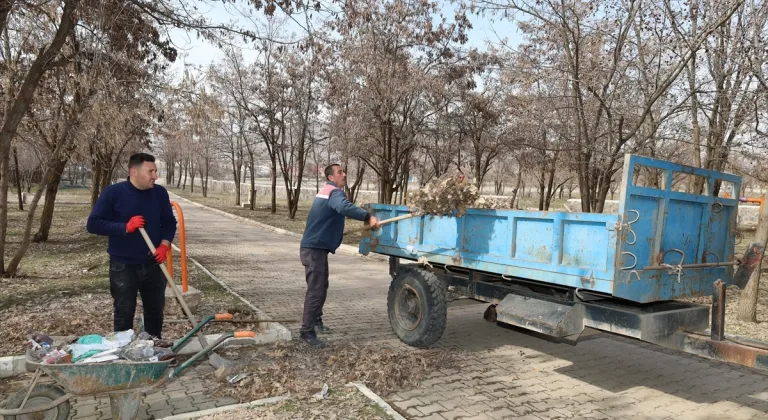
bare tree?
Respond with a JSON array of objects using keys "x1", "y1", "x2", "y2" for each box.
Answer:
[{"x1": 472, "y1": 0, "x2": 746, "y2": 212}]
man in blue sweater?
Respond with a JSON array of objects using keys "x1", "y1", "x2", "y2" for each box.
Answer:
[
  {"x1": 87, "y1": 153, "x2": 177, "y2": 339},
  {"x1": 299, "y1": 164, "x2": 380, "y2": 346}
]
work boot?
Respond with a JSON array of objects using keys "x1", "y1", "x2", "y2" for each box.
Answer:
[{"x1": 300, "y1": 333, "x2": 326, "y2": 347}]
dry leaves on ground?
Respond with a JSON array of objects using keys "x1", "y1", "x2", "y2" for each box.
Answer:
[
  {"x1": 688, "y1": 283, "x2": 768, "y2": 342},
  {"x1": 212, "y1": 340, "x2": 454, "y2": 402},
  {"x1": 198, "y1": 387, "x2": 390, "y2": 420}
]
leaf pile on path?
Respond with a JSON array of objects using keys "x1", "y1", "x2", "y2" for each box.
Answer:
[{"x1": 214, "y1": 340, "x2": 455, "y2": 401}]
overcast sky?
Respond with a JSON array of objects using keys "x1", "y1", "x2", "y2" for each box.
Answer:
[{"x1": 165, "y1": 1, "x2": 523, "y2": 79}]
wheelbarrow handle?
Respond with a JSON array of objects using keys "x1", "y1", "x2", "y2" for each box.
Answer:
[{"x1": 168, "y1": 330, "x2": 255, "y2": 379}]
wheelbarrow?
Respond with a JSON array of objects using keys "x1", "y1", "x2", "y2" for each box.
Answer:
[{"x1": 0, "y1": 314, "x2": 259, "y2": 420}]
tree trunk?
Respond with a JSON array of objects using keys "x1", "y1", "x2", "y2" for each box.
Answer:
[
  {"x1": 90, "y1": 162, "x2": 102, "y2": 208},
  {"x1": 202, "y1": 163, "x2": 209, "y2": 198},
  {"x1": 99, "y1": 168, "x2": 110, "y2": 194},
  {"x1": 233, "y1": 171, "x2": 241, "y2": 206},
  {"x1": 182, "y1": 161, "x2": 188, "y2": 190},
  {"x1": 736, "y1": 201, "x2": 768, "y2": 321},
  {"x1": 270, "y1": 155, "x2": 277, "y2": 213},
  {"x1": 166, "y1": 158, "x2": 174, "y2": 185},
  {"x1": 13, "y1": 146, "x2": 22, "y2": 211},
  {"x1": 0, "y1": 0, "x2": 76, "y2": 276},
  {"x1": 0, "y1": 151, "x2": 9, "y2": 274},
  {"x1": 402, "y1": 167, "x2": 409, "y2": 206},
  {"x1": 232, "y1": 160, "x2": 241, "y2": 206},
  {"x1": 510, "y1": 164, "x2": 522, "y2": 209},
  {"x1": 538, "y1": 164, "x2": 546, "y2": 211},
  {"x1": 33, "y1": 158, "x2": 67, "y2": 242},
  {"x1": 189, "y1": 161, "x2": 195, "y2": 193},
  {"x1": 176, "y1": 161, "x2": 183, "y2": 188},
  {"x1": 249, "y1": 157, "x2": 256, "y2": 211},
  {"x1": 544, "y1": 154, "x2": 558, "y2": 211}
]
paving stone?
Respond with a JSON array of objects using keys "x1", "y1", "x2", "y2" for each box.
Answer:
[{"x1": 415, "y1": 403, "x2": 445, "y2": 416}]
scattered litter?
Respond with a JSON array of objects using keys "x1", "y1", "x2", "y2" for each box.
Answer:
[
  {"x1": 312, "y1": 383, "x2": 329, "y2": 400},
  {"x1": 227, "y1": 373, "x2": 250, "y2": 385}
]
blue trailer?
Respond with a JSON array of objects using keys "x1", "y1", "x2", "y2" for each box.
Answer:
[{"x1": 359, "y1": 154, "x2": 768, "y2": 370}]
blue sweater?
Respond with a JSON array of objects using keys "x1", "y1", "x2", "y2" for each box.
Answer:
[
  {"x1": 87, "y1": 180, "x2": 177, "y2": 264},
  {"x1": 300, "y1": 182, "x2": 370, "y2": 253}
]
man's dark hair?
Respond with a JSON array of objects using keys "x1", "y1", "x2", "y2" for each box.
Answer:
[
  {"x1": 324, "y1": 164, "x2": 341, "y2": 180},
  {"x1": 129, "y1": 153, "x2": 155, "y2": 170}
]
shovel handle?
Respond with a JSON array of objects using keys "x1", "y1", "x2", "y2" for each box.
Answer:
[{"x1": 343, "y1": 213, "x2": 415, "y2": 236}]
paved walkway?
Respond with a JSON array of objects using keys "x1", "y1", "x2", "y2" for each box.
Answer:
[{"x1": 167, "y1": 197, "x2": 768, "y2": 420}]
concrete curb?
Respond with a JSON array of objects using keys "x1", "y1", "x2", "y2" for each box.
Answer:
[
  {"x1": 172, "y1": 243, "x2": 292, "y2": 342},
  {"x1": 347, "y1": 382, "x2": 407, "y2": 420},
  {"x1": 158, "y1": 395, "x2": 291, "y2": 419},
  {"x1": 0, "y1": 355, "x2": 26, "y2": 379},
  {"x1": 168, "y1": 192, "x2": 388, "y2": 262}
]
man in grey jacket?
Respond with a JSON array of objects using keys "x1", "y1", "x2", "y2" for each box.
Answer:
[{"x1": 299, "y1": 164, "x2": 380, "y2": 346}]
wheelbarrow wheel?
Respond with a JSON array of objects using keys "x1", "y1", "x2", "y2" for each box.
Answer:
[{"x1": 3, "y1": 384, "x2": 70, "y2": 420}]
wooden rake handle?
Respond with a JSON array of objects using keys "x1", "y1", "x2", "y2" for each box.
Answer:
[
  {"x1": 138, "y1": 228, "x2": 208, "y2": 347},
  {"x1": 343, "y1": 213, "x2": 415, "y2": 236}
]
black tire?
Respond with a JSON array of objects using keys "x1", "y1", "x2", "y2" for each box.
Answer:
[
  {"x1": 3, "y1": 384, "x2": 70, "y2": 420},
  {"x1": 387, "y1": 267, "x2": 447, "y2": 347}
]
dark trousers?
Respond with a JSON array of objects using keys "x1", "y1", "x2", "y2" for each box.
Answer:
[
  {"x1": 109, "y1": 259, "x2": 167, "y2": 338},
  {"x1": 300, "y1": 247, "x2": 329, "y2": 336}
]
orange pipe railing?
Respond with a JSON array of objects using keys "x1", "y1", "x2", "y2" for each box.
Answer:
[
  {"x1": 167, "y1": 246, "x2": 174, "y2": 278},
  {"x1": 739, "y1": 196, "x2": 765, "y2": 213},
  {"x1": 167, "y1": 201, "x2": 189, "y2": 293}
]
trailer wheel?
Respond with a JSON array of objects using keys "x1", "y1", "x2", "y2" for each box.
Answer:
[
  {"x1": 4, "y1": 384, "x2": 70, "y2": 420},
  {"x1": 387, "y1": 267, "x2": 447, "y2": 347}
]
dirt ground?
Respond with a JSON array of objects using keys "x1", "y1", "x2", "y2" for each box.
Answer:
[
  {"x1": 688, "y1": 282, "x2": 768, "y2": 342},
  {"x1": 0, "y1": 192, "x2": 259, "y2": 356},
  {"x1": 197, "y1": 387, "x2": 391, "y2": 420}
]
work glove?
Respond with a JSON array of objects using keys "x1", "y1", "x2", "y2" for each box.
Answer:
[
  {"x1": 154, "y1": 243, "x2": 169, "y2": 264},
  {"x1": 126, "y1": 215, "x2": 145, "y2": 233}
]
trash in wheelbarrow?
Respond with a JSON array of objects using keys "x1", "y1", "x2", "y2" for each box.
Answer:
[
  {"x1": 121, "y1": 340, "x2": 174, "y2": 362},
  {"x1": 25, "y1": 328, "x2": 177, "y2": 366},
  {"x1": 28, "y1": 332, "x2": 72, "y2": 365}
]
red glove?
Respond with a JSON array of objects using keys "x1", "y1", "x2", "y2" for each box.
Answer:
[
  {"x1": 126, "y1": 215, "x2": 145, "y2": 233},
  {"x1": 154, "y1": 243, "x2": 169, "y2": 264}
]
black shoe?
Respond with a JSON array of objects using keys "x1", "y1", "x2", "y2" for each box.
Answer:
[
  {"x1": 300, "y1": 333, "x2": 326, "y2": 347},
  {"x1": 315, "y1": 322, "x2": 331, "y2": 334}
]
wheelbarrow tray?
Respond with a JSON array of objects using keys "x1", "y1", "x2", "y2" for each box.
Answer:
[{"x1": 26, "y1": 354, "x2": 170, "y2": 395}]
